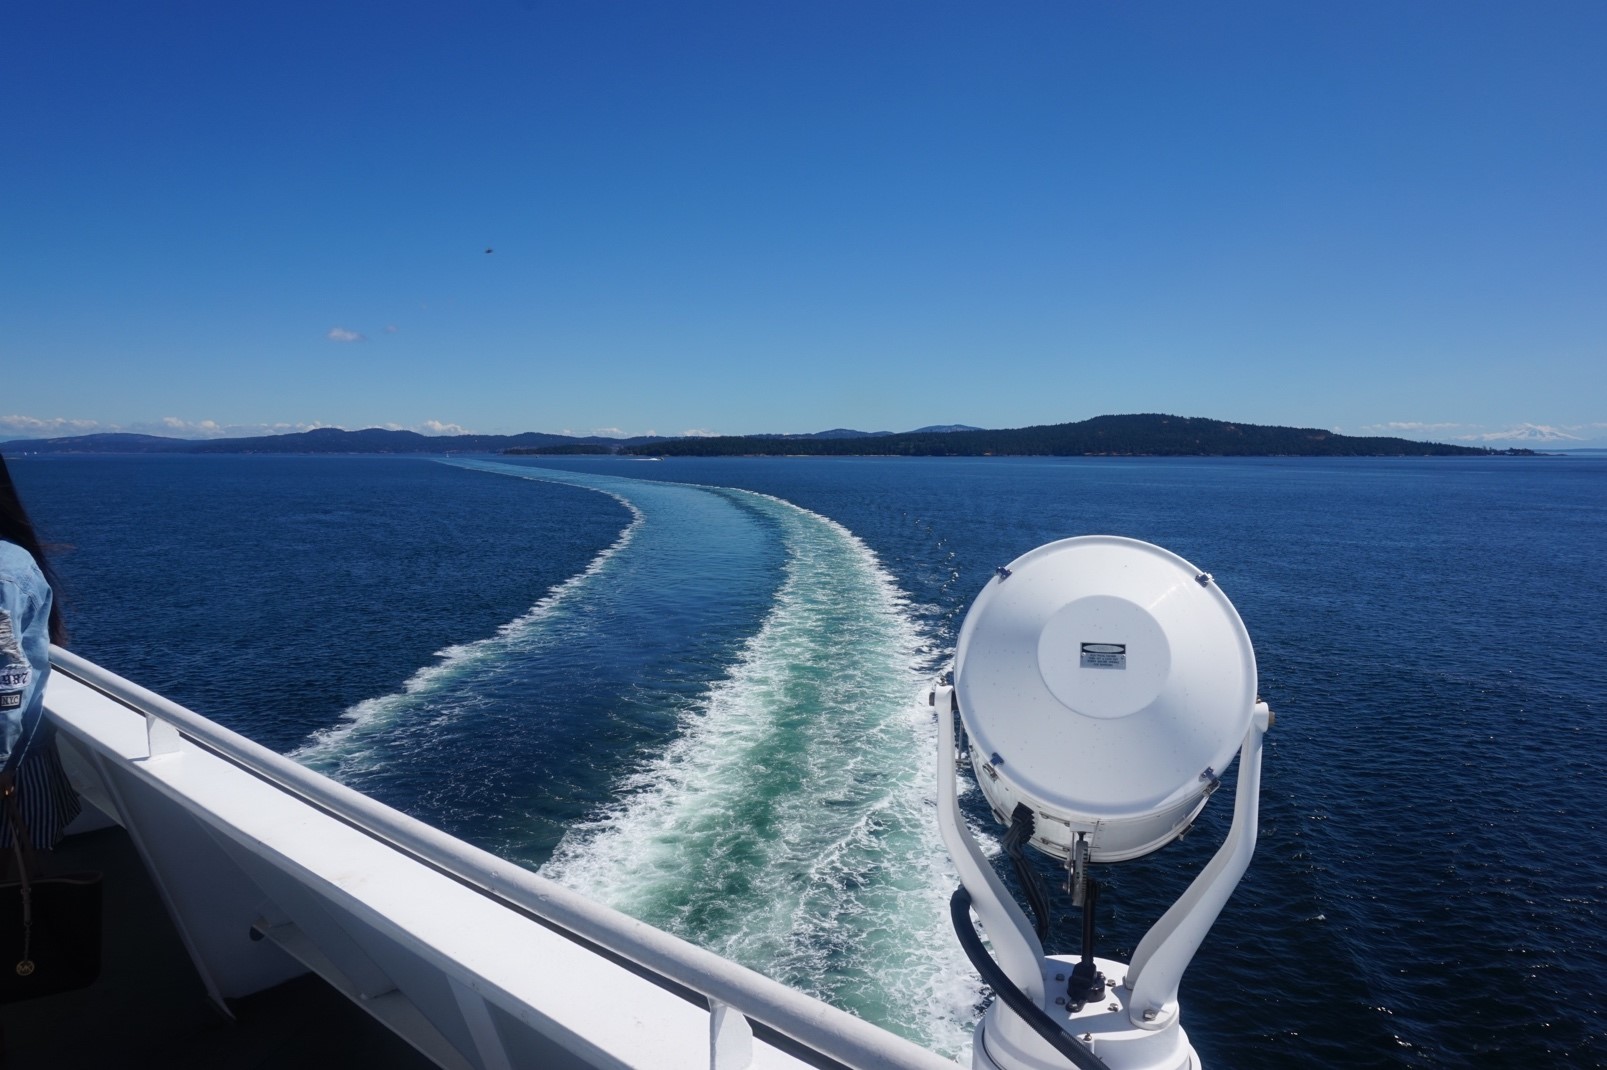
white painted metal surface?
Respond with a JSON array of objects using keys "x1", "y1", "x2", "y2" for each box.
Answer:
[
  {"x1": 1124, "y1": 703, "x2": 1269, "y2": 1031},
  {"x1": 959, "y1": 704, "x2": 1267, "y2": 1070},
  {"x1": 933, "y1": 683, "x2": 1043, "y2": 1006},
  {"x1": 45, "y1": 647, "x2": 960, "y2": 1070}
]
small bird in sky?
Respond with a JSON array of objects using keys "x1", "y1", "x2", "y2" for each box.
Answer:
[{"x1": 484, "y1": 247, "x2": 494, "y2": 254}]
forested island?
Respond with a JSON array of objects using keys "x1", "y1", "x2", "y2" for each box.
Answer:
[{"x1": 619, "y1": 415, "x2": 1522, "y2": 458}]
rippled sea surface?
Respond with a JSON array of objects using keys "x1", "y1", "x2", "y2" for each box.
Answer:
[{"x1": 15, "y1": 452, "x2": 1605, "y2": 1067}]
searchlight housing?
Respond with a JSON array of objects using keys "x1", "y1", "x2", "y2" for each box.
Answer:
[
  {"x1": 954, "y1": 536, "x2": 1256, "y2": 863},
  {"x1": 934, "y1": 536, "x2": 1272, "y2": 1070}
]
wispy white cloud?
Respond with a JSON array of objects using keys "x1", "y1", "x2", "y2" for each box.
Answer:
[
  {"x1": 0, "y1": 414, "x2": 103, "y2": 438},
  {"x1": 560, "y1": 426, "x2": 647, "y2": 439},
  {"x1": 257, "y1": 421, "x2": 338, "y2": 435},
  {"x1": 2, "y1": 414, "x2": 355, "y2": 441},
  {"x1": 327, "y1": 326, "x2": 365, "y2": 343},
  {"x1": 1361, "y1": 421, "x2": 1466, "y2": 433},
  {"x1": 1, "y1": 414, "x2": 493, "y2": 441},
  {"x1": 383, "y1": 324, "x2": 399, "y2": 334},
  {"x1": 680, "y1": 428, "x2": 721, "y2": 437},
  {"x1": 376, "y1": 421, "x2": 473, "y2": 436},
  {"x1": 161, "y1": 416, "x2": 225, "y2": 437},
  {"x1": 140, "y1": 418, "x2": 340, "y2": 438}
]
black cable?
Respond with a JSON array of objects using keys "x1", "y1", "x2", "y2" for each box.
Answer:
[
  {"x1": 951, "y1": 886, "x2": 1114, "y2": 1070},
  {"x1": 1066, "y1": 877, "x2": 1104, "y2": 1006},
  {"x1": 1002, "y1": 804, "x2": 1052, "y2": 943},
  {"x1": 1080, "y1": 878, "x2": 1099, "y2": 964}
]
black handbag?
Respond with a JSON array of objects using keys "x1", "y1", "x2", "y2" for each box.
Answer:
[{"x1": 0, "y1": 779, "x2": 102, "y2": 1003}]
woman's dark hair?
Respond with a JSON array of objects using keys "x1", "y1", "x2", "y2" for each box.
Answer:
[{"x1": 0, "y1": 453, "x2": 66, "y2": 645}]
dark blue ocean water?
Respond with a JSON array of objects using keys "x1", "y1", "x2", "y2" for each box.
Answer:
[{"x1": 12, "y1": 452, "x2": 1605, "y2": 1067}]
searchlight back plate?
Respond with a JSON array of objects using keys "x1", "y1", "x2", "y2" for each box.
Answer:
[{"x1": 954, "y1": 536, "x2": 1257, "y2": 862}]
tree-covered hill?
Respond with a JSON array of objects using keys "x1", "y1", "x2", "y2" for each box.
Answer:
[{"x1": 622, "y1": 414, "x2": 1514, "y2": 457}]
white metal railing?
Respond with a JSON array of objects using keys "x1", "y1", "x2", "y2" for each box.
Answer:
[{"x1": 49, "y1": 646, "x2": 958, "y2": 1070}]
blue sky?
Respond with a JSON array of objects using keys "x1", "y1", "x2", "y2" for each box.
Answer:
[{"x1": 4, "y1": 2, "x2": 1604, "y2": 445}]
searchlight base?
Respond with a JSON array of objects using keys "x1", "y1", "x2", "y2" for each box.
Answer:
[{"x1": 972, "y1": 956, "x2": 1199, "y2": 1070}]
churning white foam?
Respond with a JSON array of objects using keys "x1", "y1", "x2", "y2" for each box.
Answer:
[{"x1": 541, "y1": 488, "x2": 981, "y2": 1056}]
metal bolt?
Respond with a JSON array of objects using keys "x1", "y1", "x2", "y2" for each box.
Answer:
[
  {"x1": 1054, "y1": 997, "x2": 1066, "y2": 1006},
  {"x1": 1055, "y1": 973, "x2": 1065, "y2": 982},
  {"x1": 1108, "y1": 1003, "x2": 1120, "y2": 1013},
  {"x1": 1082, "y1": 1033, "x2": 1094, "y2": 1043},
  {"x1": 1143, "y1": 1009, "x2": 1158, "y2": 1022},
  {"x1": 1106, "y1": 978, "x2": 1116, "y2": 988}
]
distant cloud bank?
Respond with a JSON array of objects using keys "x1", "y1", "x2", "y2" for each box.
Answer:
[
  {"x1": 1361, "y1": 420, "x2": 1600, "y2": 446},
  {"x1": 162, "y1": 416, "x2": 224, "y2": 436},
  {"x1": 1362, "y1": 421, "x2": 1466, "y2": 433},
  {"x1": 0, "y1": 414, "x2": 100, "y2": 436},
  {"x1": 381, "y1": 419, "x2": 473, "y2": 436},
  {"x1": 1, "y1": 414, "x2": 473, "y2": 440},
  {"x1": 560, "y1": 426, "x2": 661, "y2": 439},
  {"x1": 1458, "y1": 423, "x2": 1584, "y2": 443}
]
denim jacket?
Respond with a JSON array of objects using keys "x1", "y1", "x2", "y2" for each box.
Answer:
[{"x1": 0, "y1": 538, "x2": 53, "y2": 775}]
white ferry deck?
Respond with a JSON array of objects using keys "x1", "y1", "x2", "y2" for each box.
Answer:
[{"x1": 3, "y1": 823, "x2": 436, "y2": 1068}]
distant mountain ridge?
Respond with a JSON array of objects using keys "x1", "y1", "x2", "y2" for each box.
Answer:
[
  {"x1": 1, "y1": 427, "x2": 666, "y2": 454},
  {"x1": 2, "y1": 416, "x2": 1526, "y2": 457},
  {"x1": 0, "y1": 423, "x2": 980, "y2": 454}
]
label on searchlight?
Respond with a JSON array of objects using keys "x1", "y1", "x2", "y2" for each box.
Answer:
[{"x1": 1080, "y1": 642, "x2": 1127, "y2": 670}]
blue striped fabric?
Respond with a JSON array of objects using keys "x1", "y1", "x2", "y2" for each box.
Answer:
[{"x1": 1, "y1": 743, "x2": 81, "y2": 851}]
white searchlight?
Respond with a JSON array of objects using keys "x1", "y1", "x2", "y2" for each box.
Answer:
[{"x1": 932, "y1": 536, "x2": 1272, "y2": 1070}]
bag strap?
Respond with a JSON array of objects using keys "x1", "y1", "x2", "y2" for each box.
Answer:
[
  {"x1": 2, "y1": 774, "x2": 41, "y2": 977},
  {"x1": 1, "y1": 776, "x2": 40, "y2": 882}
]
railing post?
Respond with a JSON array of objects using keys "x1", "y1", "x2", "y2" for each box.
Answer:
[
  {"x1": 144, "y1": 713, "x2": 182, "y2": 759},
  {"x1": 709, "y1": 1000, "x2": 754, "y2": 1070}
]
